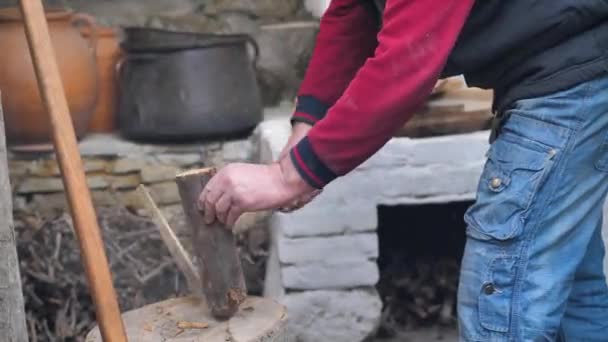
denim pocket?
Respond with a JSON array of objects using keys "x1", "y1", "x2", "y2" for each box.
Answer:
[
  {"x1": 478, "y1": 255, "x2": 519, "y2": 332},
  {"x1": 464, "y1": 132, "x2": 557, "y2": 241}
]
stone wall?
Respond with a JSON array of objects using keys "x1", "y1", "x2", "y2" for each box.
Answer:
[{"x1": 9, "y1": 133, "x2": 257, "y2": 221}]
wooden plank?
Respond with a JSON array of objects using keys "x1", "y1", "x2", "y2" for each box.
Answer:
[
  {"x1": 17, "y1": 1, "x2": 127, "y2": 340},
  {"x1": 0, "y1": 95, "x2": 28, "y2": 341},
  {"x1": 396, "y1": 88, "x2": 493, "y2": 138},
  {"x1": 175, "y1": 167, "x2": 247, "y2": 319}
]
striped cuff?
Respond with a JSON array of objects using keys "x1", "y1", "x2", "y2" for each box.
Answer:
[
  {"x1": 289, "y1": 136, "x2": 337, "y2": 189},
  {"x1": 291, "y1": 95, "x2": 330, "y2": 126}
]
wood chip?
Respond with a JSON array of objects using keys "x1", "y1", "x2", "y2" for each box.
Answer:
[
  {"x1": 177, "y1": 321, "x2": 209, "y2": 330},
  {"x1": 143, "y1": 323, "x2": 154, "y2": 332}
]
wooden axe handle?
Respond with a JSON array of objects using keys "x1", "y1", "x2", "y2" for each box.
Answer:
[{"x1": 17, "y1": 1, "x2": 127, "y2": 340}]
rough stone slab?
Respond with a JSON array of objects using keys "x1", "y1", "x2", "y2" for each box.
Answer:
[
  {"x1": 281, "y1": 289, "x2": 381, "y2": 342},
  {"x1": 264, "y1": 230, "x2": 285, "y2": 299},
  {"x1": 259, "y1": 116, "x2": 292, "y2": 163},
  {"x1": 16, "y1": 175, "x2": 109, "y2": 193},
  {"x1": 140, "y1": 165, "x2": 181, "y2": 183},
  {"x1": 148, "y1": 182, "x2": 181, "y2": 205},
  {"x1": 256, "y1": 22, "x2": 319, "y2": 104},
  {"x1": 281, "y1": 260, "x2": 379, "y2": 290},
  {"x1": 271, "y1": 199, "x2": 377, "y2": 238},
  {"x1": 277, "y1": 233, "x2": 378, "y2": 264},
  {"x1": 304, "y1": 0, "x2": 330, "y2": 17},
  {"x1": 369, "y1": 162, "x2": 485, "y2": 202},
  {"x1": 154, "y1": 153, "x2": 201, "y2": 166},
  {"x1": 78, "y1": 134, "x2": 207, "y2": 157},
  {"x1": 108, "y1": 174, "x2": 141, "y2": 190},
  {"x1": 360, "y1": 131, "x2": 489, "y2": 169},
  {"x1": 9, "y1": 158, "x2": 109, "y2": 177},
  {"x1": 112, "y1": 158, "x2": 149, "y2": 174},
  {"x1": 205, "y1": 0, "x2": 300, "y2": 19},
  {"x1": 221, "y1": 139, "x2": 257, "y2": 162}
]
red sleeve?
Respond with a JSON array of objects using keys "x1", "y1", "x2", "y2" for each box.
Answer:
[
  {"x1": 291, "y1": 0, "x2": 379, "y2": 126},
  {"x1": 290, "y1": 0, "x2": 475, "y2": 188}
]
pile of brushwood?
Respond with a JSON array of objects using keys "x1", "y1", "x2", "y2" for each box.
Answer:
[{"x1": 14, "y1": 206, "x2": 269, "y2": 341}]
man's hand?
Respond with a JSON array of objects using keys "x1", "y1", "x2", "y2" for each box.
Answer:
[
  {"x1": 199, "y1": 156, "x2": 315, "y2": 227},
  {"x1": 277, "y1": 122, "x2": 322, "y2": 212}
]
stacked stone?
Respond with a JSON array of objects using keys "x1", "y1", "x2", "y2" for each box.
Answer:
[
  {"x1": 259, "y1": 116, "x2": 490, "y2": 342},
  {"x1": 9, "y1": 134, "x2": 258, "y2": 223}
]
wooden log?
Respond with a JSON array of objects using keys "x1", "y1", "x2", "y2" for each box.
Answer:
[
  {"x1": 0, "y1": 95, "x2": 28, "y2": 341},
  {"x1": 175, "y1": 167, "x2": 247, "y2": 319},
  {"x1": 85, "y1": 296, "x2": 291, "y2": 342}
]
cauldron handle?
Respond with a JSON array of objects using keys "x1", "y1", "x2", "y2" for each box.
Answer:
[{"x1": 244, "y1": 35, "x2": 260, "y2": 69}]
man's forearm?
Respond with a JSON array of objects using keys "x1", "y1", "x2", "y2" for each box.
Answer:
[
  {"x1": 291, "y1": 0, "x2": 379, "y2": 126},
  {"x1": 291, "y1": 0, "x2": 475, "y2": 189}
]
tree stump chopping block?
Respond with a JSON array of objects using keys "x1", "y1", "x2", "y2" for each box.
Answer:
[
  {"x1": 175, "y1": 167, "x2": 247, "y2": 319},
  {"x1": 85, "y1": 296, "x2": 291, "y2": 342}
]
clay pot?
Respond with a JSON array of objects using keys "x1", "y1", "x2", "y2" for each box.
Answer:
[
  {"x1": 83, "y1": 26, "x2": 122, "y2": 133},
  {"x1": 0, "y1": 8, "x2": 98, "y2": 151}
]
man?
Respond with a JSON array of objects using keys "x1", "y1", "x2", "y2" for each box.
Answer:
[{"x1": 199, "y1": 0, "x2": 608, "y2": 340}]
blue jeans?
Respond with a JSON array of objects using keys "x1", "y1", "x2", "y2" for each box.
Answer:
[{"x1": 458, "y1": 75, "x2": 608, "y2": 341}]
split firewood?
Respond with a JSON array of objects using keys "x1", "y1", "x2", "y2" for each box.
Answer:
[
  {"x1": 176, "y1": 321, "x2": 209, "y2": 330},
  {"x1": 175, "y1": 167, "x2": 247, "y2": 319}
]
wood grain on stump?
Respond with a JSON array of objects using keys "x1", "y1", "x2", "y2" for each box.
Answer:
[{"x1": 85, "y1": 296, "x2": 290, "y2": 342}]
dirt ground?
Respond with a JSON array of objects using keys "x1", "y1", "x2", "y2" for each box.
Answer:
[{"x1": 373, "y1": 326, "x2": 459, "y2": 342}]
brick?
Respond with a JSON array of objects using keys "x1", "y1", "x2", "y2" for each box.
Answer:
[
  {"x1": 281, "y1": 259, "x2": 379, "y2": 290},
  {"x1": 277, "y1": 233, "x2": 378, "y2": 264}
]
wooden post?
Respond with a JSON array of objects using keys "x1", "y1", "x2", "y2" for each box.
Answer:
[
  {"x1": 0, "y1": 96, "x2": 28, "y2": 341},
  {"x1": 17, "y1": 1, "x2": 127, "y2": 340},
  {"x1": 175, "y1": 168, "x2": 247, "y2": 319}
]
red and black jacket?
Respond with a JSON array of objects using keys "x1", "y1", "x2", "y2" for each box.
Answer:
[{"x1": 290, "y1": 0, "x2": 608, "y2": 189}]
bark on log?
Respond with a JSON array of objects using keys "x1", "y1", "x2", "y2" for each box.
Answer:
[
  {"x1": 85, "y1": 296, "x2": 291, "y2": 342},
  {"x1": 175, "y1": 167, "x2": 247, "y2": 319},
  {"x1": 0, "y1": 96, "x2": 28, "y2": 341}
]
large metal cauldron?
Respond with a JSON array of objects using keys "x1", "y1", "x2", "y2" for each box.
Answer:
[{"x1": 117, "y1": 28, "x2": 262, "y2": 141}]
